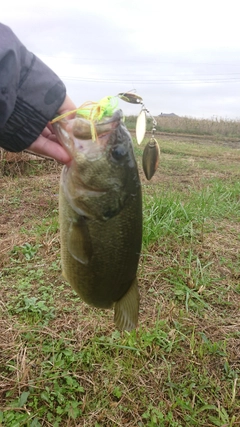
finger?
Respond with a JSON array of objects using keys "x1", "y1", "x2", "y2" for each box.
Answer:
[
  {"x1": 42, "y1": 126, "x2": 58, "y2": 142},
  {"x1": 29, "y1": 135, "x2": 72, "y2": 164},
  {"x1": 58, "y1": 94, "x2": 76, "y2": 116},
  {"x1": 42, "y1": 126, "x2": 52, "y2": 138},
  {"x1": 48, "y1": 95, "x2": 77, "y2": 133}
]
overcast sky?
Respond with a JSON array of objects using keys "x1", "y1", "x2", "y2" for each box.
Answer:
[{"x1": 2, "y1": 0, "x2": 240, "y2": 119}]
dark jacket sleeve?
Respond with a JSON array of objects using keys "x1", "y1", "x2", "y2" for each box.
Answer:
[{"x1": 0, "y1": 23, "x2": 66, "y2": 152}]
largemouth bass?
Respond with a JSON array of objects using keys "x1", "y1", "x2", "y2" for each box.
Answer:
[{"x1": 53, "y1": 110, "x2": 142, "y2": 331}]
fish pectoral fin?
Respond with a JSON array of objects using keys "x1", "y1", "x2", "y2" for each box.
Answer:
[
  {"x1": 67, "y1": 217, "x2": 92, "y2": 265},
  {"x1": 114, "y1": 278, "x2": 140, "y2": 331}
]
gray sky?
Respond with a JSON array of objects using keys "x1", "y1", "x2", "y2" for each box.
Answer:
[{"x1": 2, "y1": 0, "x2": 240, "y2": 119}]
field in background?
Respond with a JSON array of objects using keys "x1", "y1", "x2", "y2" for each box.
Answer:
[
  {"x1": 125, "y1": 114, "x2": 240, "y2": 138},
  {"x1": 0, "y1": 120, "x2": 240, "y2": 426}
]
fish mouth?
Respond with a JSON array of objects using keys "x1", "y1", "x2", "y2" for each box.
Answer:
[
  {"x1": 53, "y1": 109, "x2": 123, "y2": 158},
  {"x1": 73, "y1": 113, "x2": 121, "y2": 141}
]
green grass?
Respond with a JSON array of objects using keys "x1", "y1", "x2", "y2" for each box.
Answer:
[
  {"x1": 0, "y1": 133, "x2": 239, "y2": 426},
  {"x1": 142, "y1": 178, "x2": 240, "y2": 245}
]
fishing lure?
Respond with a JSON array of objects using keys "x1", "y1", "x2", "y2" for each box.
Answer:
[
  {"x1": 142, "y1": 137, "x2": 160, "y2": 180},
  {"x1": 51, "y1": 96, "x2": 119, "y2": 141},
  {"x1": 51, "y1": 91, "x2": 160, "y2": 179},
  {"x1": 118, "y1": 91, "x2": 143, "y2": 104}
]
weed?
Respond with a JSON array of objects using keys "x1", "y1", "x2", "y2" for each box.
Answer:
[{"x1": 11, "y1": 242, "x2": 39, "y2": 261}]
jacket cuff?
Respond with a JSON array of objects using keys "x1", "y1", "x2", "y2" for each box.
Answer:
[{"x1": 0, "y1": 55, "x2": 66, "y2": 152}]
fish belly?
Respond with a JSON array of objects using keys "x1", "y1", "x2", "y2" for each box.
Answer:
[{"x1": 59, "y1": 181, "x2": 142, "y2": 312}]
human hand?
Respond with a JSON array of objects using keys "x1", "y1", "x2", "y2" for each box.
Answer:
[{"x1": 28, "y1": 95, "x2": 76, "y2": 164}]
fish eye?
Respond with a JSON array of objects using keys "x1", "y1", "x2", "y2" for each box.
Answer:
[{"x1": 111, "y1": 145, "x2": 127, "y2": 161}]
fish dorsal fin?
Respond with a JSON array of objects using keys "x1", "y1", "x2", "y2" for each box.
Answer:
[
  {"x1": 67, "y1": 217, "x2": 92, "y2": 265},
  {"x1": 114, "y1": 278, "x2": 139, "y2": 331}
]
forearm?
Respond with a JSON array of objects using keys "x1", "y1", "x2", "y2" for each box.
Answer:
[{"x1": 0, "y1": 23, "x2": 66, "y2": 152}]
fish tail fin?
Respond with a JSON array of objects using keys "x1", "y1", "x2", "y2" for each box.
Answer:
[{"x1": 114, "y1": 278, "x2": 140, "y2": 331}]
